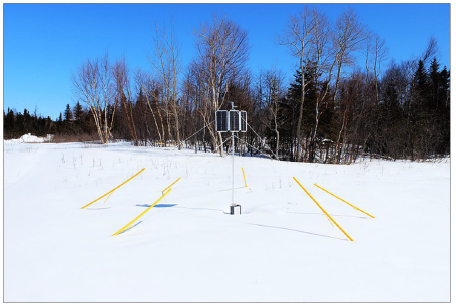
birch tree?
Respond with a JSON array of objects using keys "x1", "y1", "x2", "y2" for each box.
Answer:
[
  {"x1": 194, "y1": 14, "x2": 249, "y2": 156},
  {"x1": 72, "y1": 53, "x2": 117, "y2": 144},
  {"x1": 332, "y1": 8, "x2": 368, "y2": 163},
  {"x1": 307, "y1": 8, "x2": 336, "y2": 162},
  {"x1": 150, "y1": 21, "x2": 182, "y2": 148},
  {"x1": 364, "y1": 33, "x2": 388, "y2": 103}
]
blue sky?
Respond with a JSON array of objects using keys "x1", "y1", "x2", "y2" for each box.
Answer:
[{"x1": 4, "y1": 3, "x2": 450, "y2": 119}]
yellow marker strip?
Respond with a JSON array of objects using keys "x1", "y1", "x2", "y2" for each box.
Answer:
[
  {"x1": 162, "y1": 177, "x2": 181, "y2": 194},
  {"x1": 314, "y1": 183, "x2": 375, "y2": 218},
  {"x1": 112, "y1": 188, "x2": 172, "y2": 236},
  {"x1": 242, "y1": 168, "x2": 247, "y2": 187},
  {"x1": 81, "y1": 168, "x2": 146, "y2": 209},
  {"x1": 293, "y1": 177, "x2": 354, "y2": 242}
]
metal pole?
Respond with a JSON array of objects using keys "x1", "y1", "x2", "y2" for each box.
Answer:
[{"x1": 231, "y1": 131, "x2": 235, "y2": 207}]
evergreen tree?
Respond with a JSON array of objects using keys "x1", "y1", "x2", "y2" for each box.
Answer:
[
  {"x1": 73, "y1": 101, "x2": 83, "y2": 122},
  {"x1": 23, "y1": 108, "x2": 31, "y2": 132},
  {"x1": 64, "y1": 104, "x2": 73, "y2": 121},
  {"x1": 4, "y1": 108, "x2": 15, "y2": 135},
  {"x1": 439, "y1": 66, "x2": 450, "y2": 110},
  {"x1": 57, "y1": 112, "x2": 63, "y2": 133},
  {"x1": 382, "y1": 80, "x2": 402, "y2": 123},
  {"x1": 428, "y1": 58, "x2": 440, "y2": 111},
  {"x1": 3, "y1": 110, "x2": 8, "y2": 135},
  {"x1": 413, "y1": 60, "x2": 430, "y2": 116}
]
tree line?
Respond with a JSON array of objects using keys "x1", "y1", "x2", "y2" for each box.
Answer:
[
  {"x1": 4, "y1": 102, "x2": 96, "y2": 141},
  {"x1": 4, "y1": 7, "x2": 450, "y2": 163}
]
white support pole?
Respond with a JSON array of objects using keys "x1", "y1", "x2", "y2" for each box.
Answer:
[
  {"x1": 231, "y1": 131, "x2": 235, "y2": 207},
  {"x1": 228, "y1": 101, "x2": 241, "y2": 215}
]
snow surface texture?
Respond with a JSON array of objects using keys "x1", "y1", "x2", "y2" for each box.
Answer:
[{"x1": 4, "y1": 141, "x2": 450, "y2": 302}]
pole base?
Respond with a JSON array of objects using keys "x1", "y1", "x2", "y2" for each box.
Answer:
[{"x1": 230, "y1": 205, "x2": 241, "y2": 215}]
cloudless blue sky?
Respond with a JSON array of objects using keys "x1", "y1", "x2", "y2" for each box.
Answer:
[{"x1": 4, "y1": 3, "x2": 450, "y2": 119}]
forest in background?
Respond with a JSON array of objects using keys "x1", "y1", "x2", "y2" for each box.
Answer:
[{"x1": 3, "y1": 7, "x2": 450, "y2": 164}]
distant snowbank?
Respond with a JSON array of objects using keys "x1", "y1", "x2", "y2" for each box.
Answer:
[{"x1": 5, "y1": 133, "x2": 53, "y2": 143}]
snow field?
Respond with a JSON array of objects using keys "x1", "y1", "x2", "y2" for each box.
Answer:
[{"x1": 4, "y1": 141, "x2": 450, "y2": 301}]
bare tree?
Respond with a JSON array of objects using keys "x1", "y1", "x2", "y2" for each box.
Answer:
[
  {"x1": 332, "y1": 8, "x2": 367, "y2": 101},
  {"x1": 421, "y1": 36, "x2": 439, "y2": 65},
  {"x1": 258, "y1": 68, "x2": 286, "y2": 158},
  {"x1": 364, "y1": 33, "x2": 388, "y2": 103},
  {"x1": 150, "y1": 20, "x2": 182, "y2": 148},
  {"x1": 278, "y1": 6, "x2": 317, "y2": 161},
  {"x1": 372, "y1": 35, "x2": 387, "y2": 103},
  {"x1": 113, "y1": 56, "x2": 138, "y2": 146},
  {"x1": 185, "y1": 59, "x2": 216, "y2": 152},
  {"x1": 194, "y1": 14, "x2": 249, "y2": 156},
  {"x1": 72, "y1": 53, "x2": 117, "y2": 144},
  {"x1": 332, "y1": 8, "x2": 368, "y2": 163},
  {"x1": 307, "y1": 8, "x2": 336, "y2": 162},
  {"x1": 135, "y1": 70, "x2": 164, "y2": 145}
]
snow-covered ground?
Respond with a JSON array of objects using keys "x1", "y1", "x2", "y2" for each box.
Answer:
[{"x1": 4, "y1": 141, "x2": 450, "y2": 302}]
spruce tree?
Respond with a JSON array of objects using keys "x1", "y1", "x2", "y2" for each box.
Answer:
[
  {"x1": 57, "y1": 112, "x2": 63, "y2": 133},
  {"x1": 439, "y1": 66, "x2": 450, "y2": 111},
  {"x1": 412, "y1": 60, "x2": 429, "y2": 120},
  {"x1": 73, "y1": 101, "x2": 84, "y2": 132},
  {"x1": 64, "y1": 104, "x2": 73, "y2": 121},
  {"x1": 73, "y1": 101, "x2": 83, "y2": 122},
  {"x1": 4, "y1": 108, "x2": 15, "y2": 135},
  {"x1": 428, "y1": 58, "x2": 440, "y2": 111},
  {"x1": 382, "y1": 80, "x2": 402, "y2": 122}
]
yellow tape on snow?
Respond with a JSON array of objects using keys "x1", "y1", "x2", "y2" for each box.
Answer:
[
  {"x1": 162, "y1": 177, "x2": 181, "y2": 194},
  {"x1": 293, "y1": 177, "x2": 354, "y2": 242},
  {"x1": 81, "y1": 168, "x2": 145, "y2": 209},
  {"x1": 314, "y1": 184, "x2": 375, "y2": 218},
  {"x1": 112, "y1": 188, "x2": 172, "y2": 236}
]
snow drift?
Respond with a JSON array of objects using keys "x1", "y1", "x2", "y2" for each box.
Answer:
[{"x1": 5, "y1": 133, "x2": 53, "y2": 143}]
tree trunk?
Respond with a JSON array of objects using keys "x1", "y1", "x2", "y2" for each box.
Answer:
[{"x1": 296, "y1": 69, "x2": 306, "y2": 162}]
